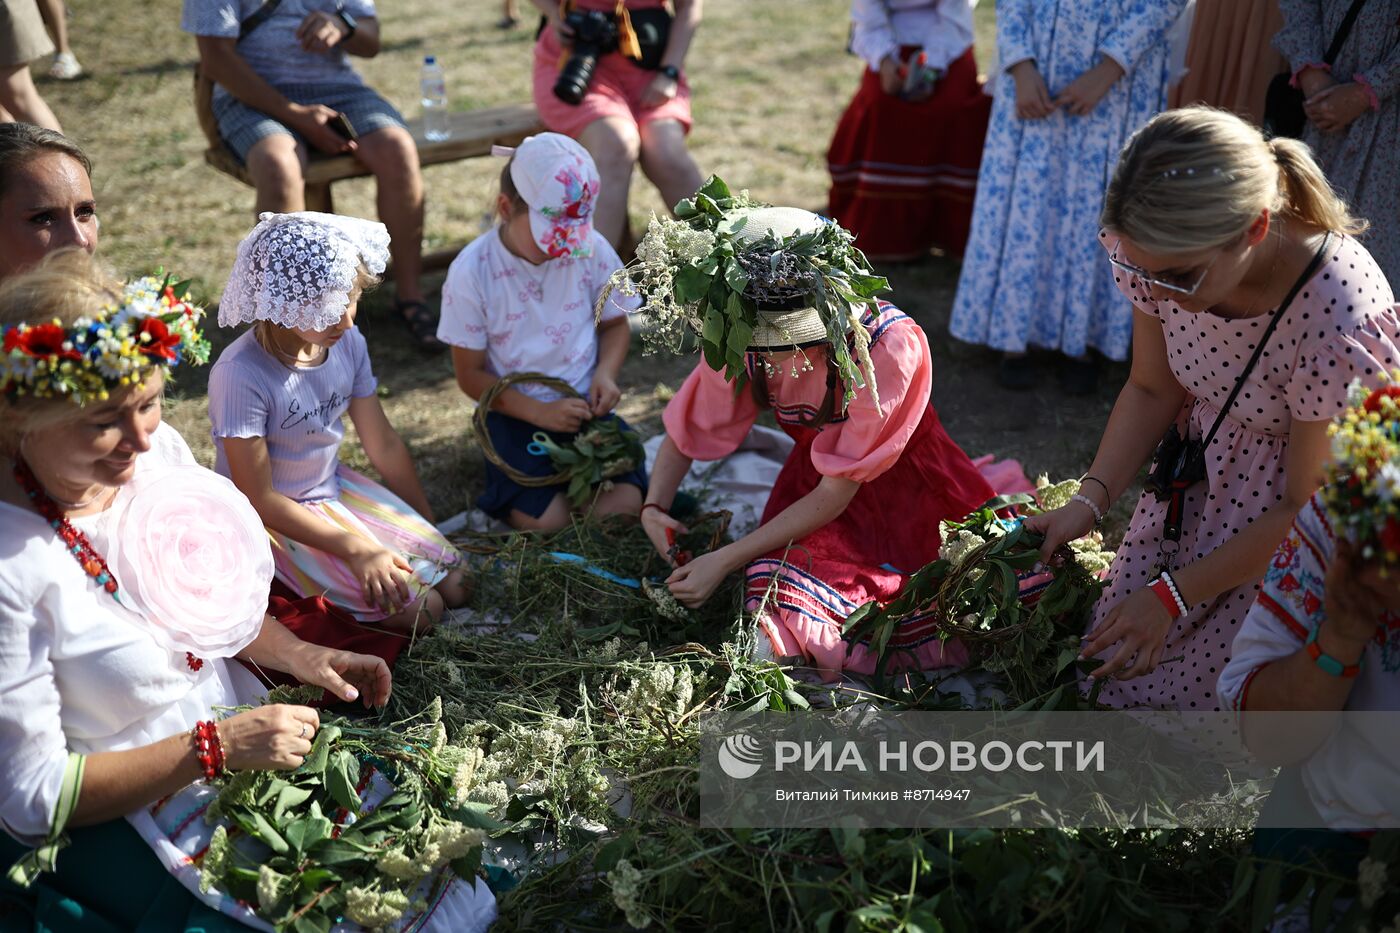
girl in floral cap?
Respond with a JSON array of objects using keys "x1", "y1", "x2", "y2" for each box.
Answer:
[
  {"x1": 439, "y1": 132, "x2": 647, "y2": 531},
  {"x1": 209, "y1": 211, "x2": 469, "y2": 633}
]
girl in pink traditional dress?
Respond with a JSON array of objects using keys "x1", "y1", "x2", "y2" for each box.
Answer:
[
  {"x1": 636, "y1": 205, "x2": 1002, "y2": 682},
  {"x1": 1027, "y1": 107, "x2": 1400, "y2": 712}
]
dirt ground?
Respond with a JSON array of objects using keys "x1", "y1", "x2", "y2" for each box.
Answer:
[{"x1": 40, "y1": 0, "x2": 1133, "y2": 527}]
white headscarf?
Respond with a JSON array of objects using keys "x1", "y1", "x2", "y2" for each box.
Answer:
[{"x1": 219, "y1": 211, "x2": 391, "y2": 332}]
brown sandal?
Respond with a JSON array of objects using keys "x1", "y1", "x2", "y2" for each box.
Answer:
[{"x1": 394, "y1": 300, "x2": 444, "y2": 352}]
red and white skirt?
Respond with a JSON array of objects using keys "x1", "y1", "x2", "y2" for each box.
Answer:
[
  {"x1": 826, "y1": 46, "x2": 991, "y2": 261},
  {"x1": 748, "y1": 403, "x2": 1001, "y2": 681}
]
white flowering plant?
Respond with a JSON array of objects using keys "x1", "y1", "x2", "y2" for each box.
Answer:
[
  {"x1": 199, "y1": 687, "x2": 496, "y2": 932},
  {"x1": 842, "y1": 481, "x2": 1114, "y2": 707},
  {"x1": 602, "y1": 176, "x2": 889, "y2": 410}
]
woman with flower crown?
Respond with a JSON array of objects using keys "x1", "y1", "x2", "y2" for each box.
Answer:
[
  {"x1": 0, "y1": 251, "x2": 494, "y2": 929},
  {"x1": 626, "y1": 183, "x2": 1011, "y2": 682}
]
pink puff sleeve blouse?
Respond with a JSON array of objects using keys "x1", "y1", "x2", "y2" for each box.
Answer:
[
  {"x1": 662, "y1": 307, "x2": 933, "y2": 483},
  {"x1": 808, "y1": 314, "x2": 933, "y2": 482}
]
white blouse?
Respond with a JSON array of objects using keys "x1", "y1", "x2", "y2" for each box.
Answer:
[
  {"x1": 0, "y1": 423, "x2": 265, "y2": 844},
  {"x1": 849, "y1": 0, "x2": 977, "y2": 73}
]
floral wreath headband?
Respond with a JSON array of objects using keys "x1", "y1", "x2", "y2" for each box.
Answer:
[
  {"x1": 1, "y1": 274, "x2": 210, "y2": 405},
  {"x1": 1323, "y1": 372, "x2": 1400, "y2": 568},
  {"x1": 601, "y1": 176, "x2": 888, "y2": 413}
]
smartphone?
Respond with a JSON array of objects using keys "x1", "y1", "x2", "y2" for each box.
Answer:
[{"x1": 327, "y1": 112, "x2": 358, "y2": 141}]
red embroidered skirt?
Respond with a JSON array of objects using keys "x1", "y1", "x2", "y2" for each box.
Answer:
[
  {"x1": 826, "y1": 46, "x2": 991, "y2": 260},
  {"x1": 748, "y1": 402, "x2": 997, "y2": 681}
]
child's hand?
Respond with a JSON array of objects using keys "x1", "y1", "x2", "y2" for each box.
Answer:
[
  {"x1": 589, "y1": 374, "x2": 622, "y2": 416},
  {"x1": 345, "y1": 542, "x2": 413, "y2": 614},
  {"x1": 533, "y1": 398, "x2": 592, "y2": 433},
  {"x1": 878, "y1": 55, "x2": 903, "y2": 96},
  {"x1": 641, "y1": 505, "x2": 690, "y2": 564},
  {"x1": 666, "y1": 551, "x2": 733, "y2": 608}
]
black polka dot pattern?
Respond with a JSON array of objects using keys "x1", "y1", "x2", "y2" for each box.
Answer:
[{"x1": 1090, "y1": 234, "x2": 1400, "y2": 711}]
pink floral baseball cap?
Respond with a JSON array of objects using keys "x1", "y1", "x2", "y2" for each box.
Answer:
[{"x1": 499, "y1": 132, "x2": 601, "y2": 259}]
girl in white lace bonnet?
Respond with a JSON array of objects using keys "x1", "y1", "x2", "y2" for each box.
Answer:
[{"x1": 207, "y1": 211, "x2": 469, "y2": 634}]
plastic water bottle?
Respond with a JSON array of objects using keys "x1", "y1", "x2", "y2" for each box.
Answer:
[{"x1": 420, "y1": 56, "x2": 450, "y2": 142}]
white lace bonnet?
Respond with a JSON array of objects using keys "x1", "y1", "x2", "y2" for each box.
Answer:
[{"x1": 219, "y1": 212, "x2": 392, "y2": 332}]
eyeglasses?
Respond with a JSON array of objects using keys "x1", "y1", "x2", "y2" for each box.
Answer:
[{"x1": 1108, "y1": 243, "x2": 1219, "y2": 297}]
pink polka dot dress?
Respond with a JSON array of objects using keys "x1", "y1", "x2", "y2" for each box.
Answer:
[{"x1": 1093, "y1": 231, "x2": 1400, "y2": 710}]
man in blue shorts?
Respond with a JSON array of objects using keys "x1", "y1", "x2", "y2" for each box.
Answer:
[{"x1": 183, "y1": 0, "x2": 440, "y2": 348}]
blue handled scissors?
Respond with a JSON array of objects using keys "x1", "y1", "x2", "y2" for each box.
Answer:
[{"x1": 527, "y1": 432, "x2": 552, "y2": 457}]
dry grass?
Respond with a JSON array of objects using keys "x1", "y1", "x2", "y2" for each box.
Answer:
[{"x1": 40, "y1": 0, "x2": 1127, "y2": 523}]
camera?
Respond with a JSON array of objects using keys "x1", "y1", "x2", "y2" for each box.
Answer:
[
  {"x1": 553, "y1": 10, "x2": 619, "y2": 105},
  {"x1": 1144, "y1": 425, "x2": 1208, "y2": 502}
]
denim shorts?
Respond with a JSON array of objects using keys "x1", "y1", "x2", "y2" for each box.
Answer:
[{"x1": 212, "y1": 81, "x2": 407, "y2": 162}]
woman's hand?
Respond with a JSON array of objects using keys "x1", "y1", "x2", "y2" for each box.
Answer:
[
  {"x1": 878, "y1": 55, "x2": 903, "y2": 96},
  {"x1": 1022, "y1": 502, "x2": 1097, "y2": 565},
  {"x1": 666, "y1": 550, "x2": 733, "y2": 608},
  {"x1": 1055, "y1": 58, "x2": 1124, "y2": 116},
  {"x1": 219, "y1": 704, "x2": 320, "y2": 771},
  {"x1": 1296, "y1": 66, "x2": 1337, "y2": 100},
  {"x1": 1323, "y1": 539, "x2": 1389, "y2": 647},
  {"x1": 1011, "y1": 60, "x2": 1053, "y2": 119},
  {"x1": 548, "y1": 10, "x2": 575, "y2": 45},
  {"x1": 641, "y1": 505, "x2": 689, "y2": 563},
  {"x1": 1304, "y1": 83, "x2": 1371, "y2": 133},
  {"x1": 1081, "y1": 587, "x2": 1174, "y2": 680},
  {"x1": 639, "y1": 71, "x2": 680, "y2": 109},
  {"x1": 589, "y1": 373, "x2": 622, "y2": 417},
  {"x1": 344, "y1": 541, "x2": 412, "y2": 613},
  {"x1": 288, "y1": 642, "x2": 393, "y2": 708}
]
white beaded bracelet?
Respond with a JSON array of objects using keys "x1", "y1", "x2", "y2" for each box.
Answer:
[
  {"x1": 1158, "y1": 570, "x2": 1190, "y2": 617},
  {"x1": 1070, "y1": 493, "x2": 1103, "y2": 526}
]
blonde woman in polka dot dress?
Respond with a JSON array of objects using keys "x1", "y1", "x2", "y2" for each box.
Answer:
[{"x1": 1026, "y1": 106, "x2": 1400, "y2": 711}]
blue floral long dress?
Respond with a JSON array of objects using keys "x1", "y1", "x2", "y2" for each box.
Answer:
[{"x1": 949, "y1": 0, "x2": 1189, "y2": 362}]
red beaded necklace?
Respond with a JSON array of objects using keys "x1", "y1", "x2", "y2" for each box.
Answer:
[
  {"x1": 13, "y1": 458, "x2": 119, "y2": 596},
  {"x1": 12, "y1": 458, "x2": 204, "y2": 673}
]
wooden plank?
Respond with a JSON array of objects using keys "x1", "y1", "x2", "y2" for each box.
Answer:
[
  {"x1": 301, "y1": 104, "x2": 543, "y2": 184},
  {"x1": 203, "y1": 103, "x2": 543, "y2": 188}
]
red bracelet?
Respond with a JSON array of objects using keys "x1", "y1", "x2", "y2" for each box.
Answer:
[
  {"x1": 194, "y1": 720, "x2": 226, "y2": 781},
  {"x1": 640, "y1": 502, "x2": 668, "y2": 518},
  {"x1": 1148, "y1": 578, "x2": 1182, "y2": 620}
]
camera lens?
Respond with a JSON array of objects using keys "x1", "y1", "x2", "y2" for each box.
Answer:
[{"x1": 554, "y1": 51, "x2": 598, "y2": 105}]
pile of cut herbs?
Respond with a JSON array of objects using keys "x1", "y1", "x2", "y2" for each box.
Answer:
[
  {"x1": 199, "y1": 686, "x2": 496, "y2": 932},
  {"x1": 843, "y1": 478, "x2": 1118, "y2": 708},
  {"x1": 211, "y1": 497, "x2": 1392, "y2": 931},
  {"x1": 529, "y1": 418, "x2": 646, "y2": 509}
]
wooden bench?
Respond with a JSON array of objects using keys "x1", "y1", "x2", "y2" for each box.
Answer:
[{"x1": 194, "y1": 71, "x2": 543, "y2": 268}]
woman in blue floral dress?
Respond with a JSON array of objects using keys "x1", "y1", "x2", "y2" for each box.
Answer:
[{"x1": 949, "y1": 0, "x2": 1190, "y2": 393}]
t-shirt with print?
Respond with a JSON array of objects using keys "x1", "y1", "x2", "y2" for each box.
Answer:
[
  {"x1": 181, "y1": 0, "x2": 376, "y2": 89},
  {"x1": 437, "y1": 226, "x2": 640, "y2": 402},
  {"x1": 208, "y1": 326, "x2": 377, "y2": 503}
]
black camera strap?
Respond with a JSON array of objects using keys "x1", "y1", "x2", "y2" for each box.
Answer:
[{"x1": 1159, "y1": 231, "x2": 1333, "y2": 554}]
